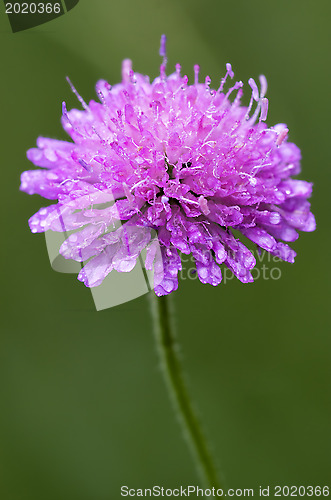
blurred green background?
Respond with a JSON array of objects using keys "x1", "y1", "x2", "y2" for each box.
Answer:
[{"x1": 1, "y1": 0, "x2": 330, "y2": 498}]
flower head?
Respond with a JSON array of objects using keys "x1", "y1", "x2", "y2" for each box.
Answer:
[{"x1": 21, "y1": 36, "x2": 315, "y2": 296}]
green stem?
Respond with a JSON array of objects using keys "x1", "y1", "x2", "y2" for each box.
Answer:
[{"x1": 149, "y1": 292, "x2": 221, "y2": 488}]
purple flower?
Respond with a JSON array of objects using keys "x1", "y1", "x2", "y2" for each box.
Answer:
[{"x1": 20, "y1": 36, "x2": 315, "y2": 296}]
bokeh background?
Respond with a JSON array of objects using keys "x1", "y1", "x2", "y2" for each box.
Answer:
[{"x1": 1, "y1": 1, "x2": 330, "y2": 498}]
